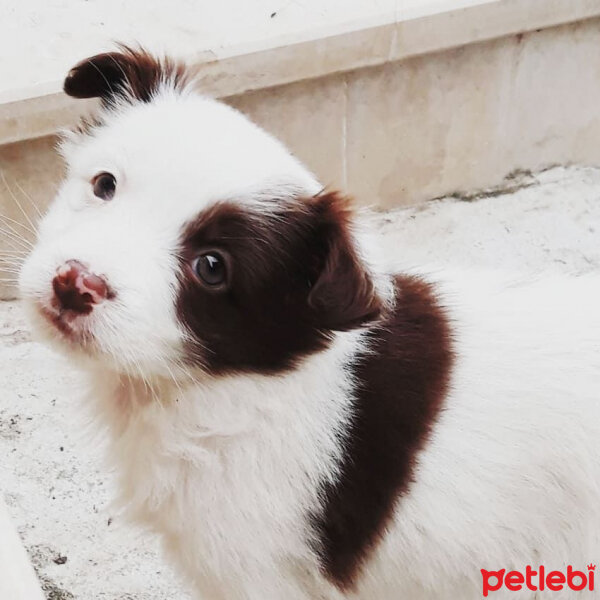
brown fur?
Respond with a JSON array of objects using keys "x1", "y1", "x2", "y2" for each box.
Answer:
[
  {"x1": 176, "y1": 192, "x2": 382, "y2": 373},
  {"x1": 312, "y1": 275, "x2": 454, "y2": 590},
  {"x1": 63, "y1": 45, "x2": 189, "y2": 105}
]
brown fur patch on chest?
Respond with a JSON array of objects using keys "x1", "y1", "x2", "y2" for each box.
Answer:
[{"x1": 312, "y1": 274, "x2": 454, "y2": 590}]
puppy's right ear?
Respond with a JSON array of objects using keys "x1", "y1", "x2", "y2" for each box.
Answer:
[
  {"x1": 63, "y1": 52, "x2": 134, "y2": 101},
  {"x1": 63, "y1": 46, "x2": 186, "y2": 104}
]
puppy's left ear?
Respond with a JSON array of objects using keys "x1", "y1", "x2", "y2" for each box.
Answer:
[{"x1": 307, "y1": 192, "x2": 383, "y2": 331}]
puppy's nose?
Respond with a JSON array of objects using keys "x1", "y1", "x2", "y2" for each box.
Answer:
[{"x1": 52, "y1": 260, "x2": 109, "y2": 314}]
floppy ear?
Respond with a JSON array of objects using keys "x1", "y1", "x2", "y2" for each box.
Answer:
[
  {"x1": 64, "y1": 51, "x2": 131, "y2": 100},
  {"x1": 307, "y1": 192, "x2": 383, "y2": 331},
  {"x1": 63, "y1": 45, "x2": 186, "y2": 103}
]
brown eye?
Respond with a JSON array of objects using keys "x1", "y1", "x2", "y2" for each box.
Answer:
[
  {"x1": 92, "y1": 172, "x2": 116, "y2": 200},
  {"x1": 193, "y1": 252, "x2": 227, "y2": 286}
]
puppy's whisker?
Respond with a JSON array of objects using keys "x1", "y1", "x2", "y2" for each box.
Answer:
[
  {"x1": 0, "y1": 238, "x2": 31, "y2": 254},
  {"x1": 0, "y1": 228, "x2": 33, "y2": 250},
  {"x1": 0, "y1": 249, "x2": 27, "y2": 255},
  {"x1": 12, "y1": 179, "x2": 44, "y2": 220},
  {"x1": 164, "y1": 361, "x2": 185, "y2": 400},
  {"x1": 0, "y1": 254, "x2": 25, "y2": 262},
  {"x1": 0, "y1": 213, "x2": 36, "y2": 236},
  {"x1": 0, "y1": 216, "x2": 35, "y2": 242},
  {"x1": 0, "y1": 171, "x2": 39, "y2": 235}
]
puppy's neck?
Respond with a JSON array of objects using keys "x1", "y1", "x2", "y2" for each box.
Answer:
[
  {"x1": 84, "y1": 332, "x2": 362, "y2": 530},
  {"x1": 87, "y1": 328, "x2": 362, "y2": 443}
]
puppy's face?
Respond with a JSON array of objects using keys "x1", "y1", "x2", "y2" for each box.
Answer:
[{"x1": 20, "y1": 48, "x2": 381, "y2": 379}]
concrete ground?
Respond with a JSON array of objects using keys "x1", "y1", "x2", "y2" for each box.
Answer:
[{"x1": 2, "y1": 165, "x2": 600, "y2": 599}]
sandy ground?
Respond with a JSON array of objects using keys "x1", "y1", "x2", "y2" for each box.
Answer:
[{"x1": 2, "y1": 165, "x2": 600, "y2": 599}]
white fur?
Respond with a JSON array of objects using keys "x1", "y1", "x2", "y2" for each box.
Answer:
[
  {"x1": 361, "y1": 270, "x2": 600, "y2": 599},
  {"x1": 20, "y1": 82, "x2": 600, "y2": 599}
]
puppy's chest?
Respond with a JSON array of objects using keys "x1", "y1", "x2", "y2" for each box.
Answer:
[{"x1": 105, "y1": 381, "x2": 336, "y2": 573}]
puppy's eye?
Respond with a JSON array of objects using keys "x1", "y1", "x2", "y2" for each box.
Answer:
[
  {"x1": 92, "y1": 172, "x2": 116, "y2": 200},
  {"x1": 193, "y1": 252, "x2": 227, "y2": 286}
]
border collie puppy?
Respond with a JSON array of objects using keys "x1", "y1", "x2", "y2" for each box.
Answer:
[{"x1": 19, "y1": 48, "x2": 600, "y2": 599}]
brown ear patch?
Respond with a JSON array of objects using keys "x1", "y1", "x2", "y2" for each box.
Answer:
[
  {"x1": 311, "y1": 275, "x2": 454, "y2": 590},
  {"x1": 307, "y1": 192, "x2": 382, "y2": 331},
  {"x1": 176, "y1": 192, "x2": 383, "y2": 374},
  {"x1": 63, "y1": 45, "x2": 188, "y2": 104}
]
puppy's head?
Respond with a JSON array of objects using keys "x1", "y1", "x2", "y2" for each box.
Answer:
[{"x1": 20, "y1": 47, "x2": 382, "y2": 378}]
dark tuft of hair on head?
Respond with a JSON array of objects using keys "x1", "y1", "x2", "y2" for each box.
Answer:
[{"x1": 63, "y1": 44, "x2": 189, "y2": 106}]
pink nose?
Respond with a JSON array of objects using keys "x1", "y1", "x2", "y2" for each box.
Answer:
[{"x1": 52, "y1": 260, "x2": 109, "y2": 315}]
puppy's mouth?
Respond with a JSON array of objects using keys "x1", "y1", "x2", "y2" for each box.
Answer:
[{"x1": 38, "y1": 303, "x2": 94, "y2": 347}]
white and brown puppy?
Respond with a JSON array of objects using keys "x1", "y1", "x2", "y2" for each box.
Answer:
[{"x1": 19, "y1": 48, "x2": 600, "y2": 600}]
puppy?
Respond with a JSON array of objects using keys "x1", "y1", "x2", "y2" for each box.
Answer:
[{"x1": 19, "y1": 47, "x2": 600, "y2": 599}]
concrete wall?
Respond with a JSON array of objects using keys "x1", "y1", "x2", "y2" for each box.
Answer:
[
  {"x1": 3, "y1": 18, "x2": 600, "y2": 297},
  {"x1": 231, "y1": 18, "x2": 600, "y2": 206}
]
